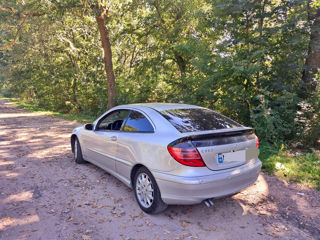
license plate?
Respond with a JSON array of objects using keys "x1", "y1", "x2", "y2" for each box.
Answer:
[{"x1": 217, "y1": 150, "x2": 246, "y2": 164}]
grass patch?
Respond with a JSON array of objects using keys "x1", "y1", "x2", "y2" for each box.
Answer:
[
  {"x1": 259, "y1": 142, "x2": 320, "y2": 190},
  {"x1": 0, "y1": 94, "x2": 95, "y2": 123}
]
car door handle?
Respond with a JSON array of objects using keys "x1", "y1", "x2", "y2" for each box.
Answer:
[{"x1": 110, "y1": 136, "x2": 117, "y2": 141}]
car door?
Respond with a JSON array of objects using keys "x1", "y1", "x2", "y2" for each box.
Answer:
[
  {"x1": 84, "y1": 109, "x2": 130, "y2": 173},
  {"x1": 115, "y1": 110, "x2": 155, "y2": 182}
]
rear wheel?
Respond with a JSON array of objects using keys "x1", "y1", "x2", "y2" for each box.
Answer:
[
  {"x1": 73, "y1": 138, "x2": 86, "y2": 164},
  {"x1": 133, "y1": 167, "x2": 167, "y2": 214}
]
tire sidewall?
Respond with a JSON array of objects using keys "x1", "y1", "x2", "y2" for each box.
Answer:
[{"x1": 74, "y1": 137, "x2": 85, "y2": 164}]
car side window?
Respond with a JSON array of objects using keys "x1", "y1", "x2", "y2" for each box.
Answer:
[
  {"x1": 123, "y1": 111, "x2": 154, "y2": 132},
  {"x1": 96, "y1": 110, "x2": 130, "y2": 131}
]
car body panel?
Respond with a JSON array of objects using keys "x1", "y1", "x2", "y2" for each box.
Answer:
[
  {"x1": 71, "y1": 103, "x2": 261, "y2": 205},
  {"x1": 153, "y1": 158, "x2": 261, "y2": 204},
  {"x1": 88, "y1": 131, "x2": 118, "y2": 171}
]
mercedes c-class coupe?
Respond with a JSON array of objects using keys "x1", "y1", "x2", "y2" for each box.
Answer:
[{"x1": 71, "y1": 103, "x2": 261, "y2": 214}]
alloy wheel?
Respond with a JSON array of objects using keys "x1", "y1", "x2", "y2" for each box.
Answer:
[{"x1": 135, "y1": 173, "x2": 154, "y2": 208}]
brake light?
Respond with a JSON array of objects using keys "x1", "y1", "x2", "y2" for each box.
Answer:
[
  {"x1": 256, "y1": 137, "x2": 259, "y2": 149},
  {"x1": 168, "y1": 141, "x2": 205, "y2": 167}
]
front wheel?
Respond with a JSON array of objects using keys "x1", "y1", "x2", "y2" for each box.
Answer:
[
  {"x1": 73, "y1": 138, "x2": 86, "y2": 164},
  {"x1": 133, "y1": 167, "x2": 167, "y2": 214}
]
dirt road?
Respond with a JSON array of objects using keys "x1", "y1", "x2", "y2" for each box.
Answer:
[{"x1": 0, "y1": 98, "x2": 319, "y2": 240}]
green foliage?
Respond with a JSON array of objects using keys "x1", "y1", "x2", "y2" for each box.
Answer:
[
  {"x1": 251, "y1": 90, "x2": 299, "y2": 143},
  {"x1": 295, "y1": 85, "x2": 320, "y2": 147},
  {"x1": 0, "y1": 0, "x2": 319, "y2": 148}
]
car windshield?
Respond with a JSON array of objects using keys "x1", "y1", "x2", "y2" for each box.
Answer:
[{"x1": 160, "y1": 108, "x2": 241, "y2": 133}]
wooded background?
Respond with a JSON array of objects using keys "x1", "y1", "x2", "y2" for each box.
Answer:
[{"x1": 0, "y1": 0, "x2": 319, "y2": 147}]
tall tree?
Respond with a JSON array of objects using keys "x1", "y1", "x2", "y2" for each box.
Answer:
[
  {"x1": 95, "y1": 1, "x2": 116, "y2": 109},
  {"x1": 301, "y1": 1, "x2": 320, "y2": 96}
]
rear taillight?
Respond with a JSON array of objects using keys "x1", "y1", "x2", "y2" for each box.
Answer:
[
  {"x1": 256, "y1": 137, "x2": 259, "y2": 149},
  {"x1": 168, "y1": 141, "x2": 205, "y2": 167}
]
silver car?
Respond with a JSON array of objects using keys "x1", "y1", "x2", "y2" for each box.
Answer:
[{"x1": 71, "y1": 103, "x2": 261, "y2": 214}]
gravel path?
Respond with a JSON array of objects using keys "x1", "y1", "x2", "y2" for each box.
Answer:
[{"x1": 0, "y1": 98, "x2": 319, "y2": 240}]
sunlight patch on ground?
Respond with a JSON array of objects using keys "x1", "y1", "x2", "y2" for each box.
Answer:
[
  {"x1": 0, "y1": 161, "x2": 15, "y2": 166},
  {"x1": 238, "y1": 201, "x2": 249, "y2": 216},
  {"x1": 0, "y1": 170, "x2": 19, "y2": 178},
  {"x1": 234, "y1": 174, "x2": 271, "y2": 216},
  {"x1": 3, "y1": 191, "x2": 33, "y2": 204},
  {"x1": 0, "y1": 113, "x2": 48, "y2": 118},
  {"x1": 0, "y1": 215, "x2": 40, "y2": 232},
  {"x1": 253, "y1": 175, "x2": 269, "y2": 199},
  {"x1": 235, "y1": 174, "x2": 269, "y2": 203}
]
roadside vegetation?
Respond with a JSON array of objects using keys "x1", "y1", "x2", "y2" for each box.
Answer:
[
  {"x1": 259, "y1": 142, "x2": 320, "y2": 190},
  {"x1": 0, "y1": 1, "x2": 319, "y2": 189}
]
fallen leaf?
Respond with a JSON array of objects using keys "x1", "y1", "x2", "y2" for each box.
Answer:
[
  {"x1": 180, "y1": 220, "x2": 191, "y2": 228},
  {"x1": 82, "y1": 235, "x2": 91, "y2": 240}
]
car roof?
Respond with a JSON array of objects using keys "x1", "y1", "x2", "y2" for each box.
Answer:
[{"x1": 119, "y1": 103, "x2": 203, "y2": 112}]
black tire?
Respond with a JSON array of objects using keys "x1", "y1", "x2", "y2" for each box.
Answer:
[
  {"x1": 73, "y1": 137, "x2": 86, "y2": 164},
  {"x1": 133, "y1": 167, "x2": 167, "y2": 214}
]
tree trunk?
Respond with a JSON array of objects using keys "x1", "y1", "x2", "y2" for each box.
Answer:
[
  {"x1": 66, "y1": 52, "x2": 79, "y2": 107},
  {"x1": 301, "y1": 4, "x2": 320, "y2": 97},
  {"x1": 174, "y1": 52, "x2": 186, "y2": 77},
  {"x1": 96, "y1": 13, "x2": 116, "y2": 109},
  {"x1": 256, "y1": 0, "x2": 267, "y2": 88}
]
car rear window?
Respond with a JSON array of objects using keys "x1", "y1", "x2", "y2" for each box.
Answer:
[{"x1": 160, "y1": 108, "x2": 241, "y2": 133}]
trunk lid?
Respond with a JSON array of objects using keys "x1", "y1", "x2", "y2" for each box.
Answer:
[{"x1": 185, "y1": 128, "x2": 259, "y2": 170}]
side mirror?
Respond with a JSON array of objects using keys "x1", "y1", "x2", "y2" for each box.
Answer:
[{"x1": 84, "y1": 123, "x2": 93, "y2": 131}]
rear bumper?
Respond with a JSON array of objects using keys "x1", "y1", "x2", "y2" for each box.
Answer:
[{"x1": 153, "y1": 159, "x2": 261, "y2": 205}]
